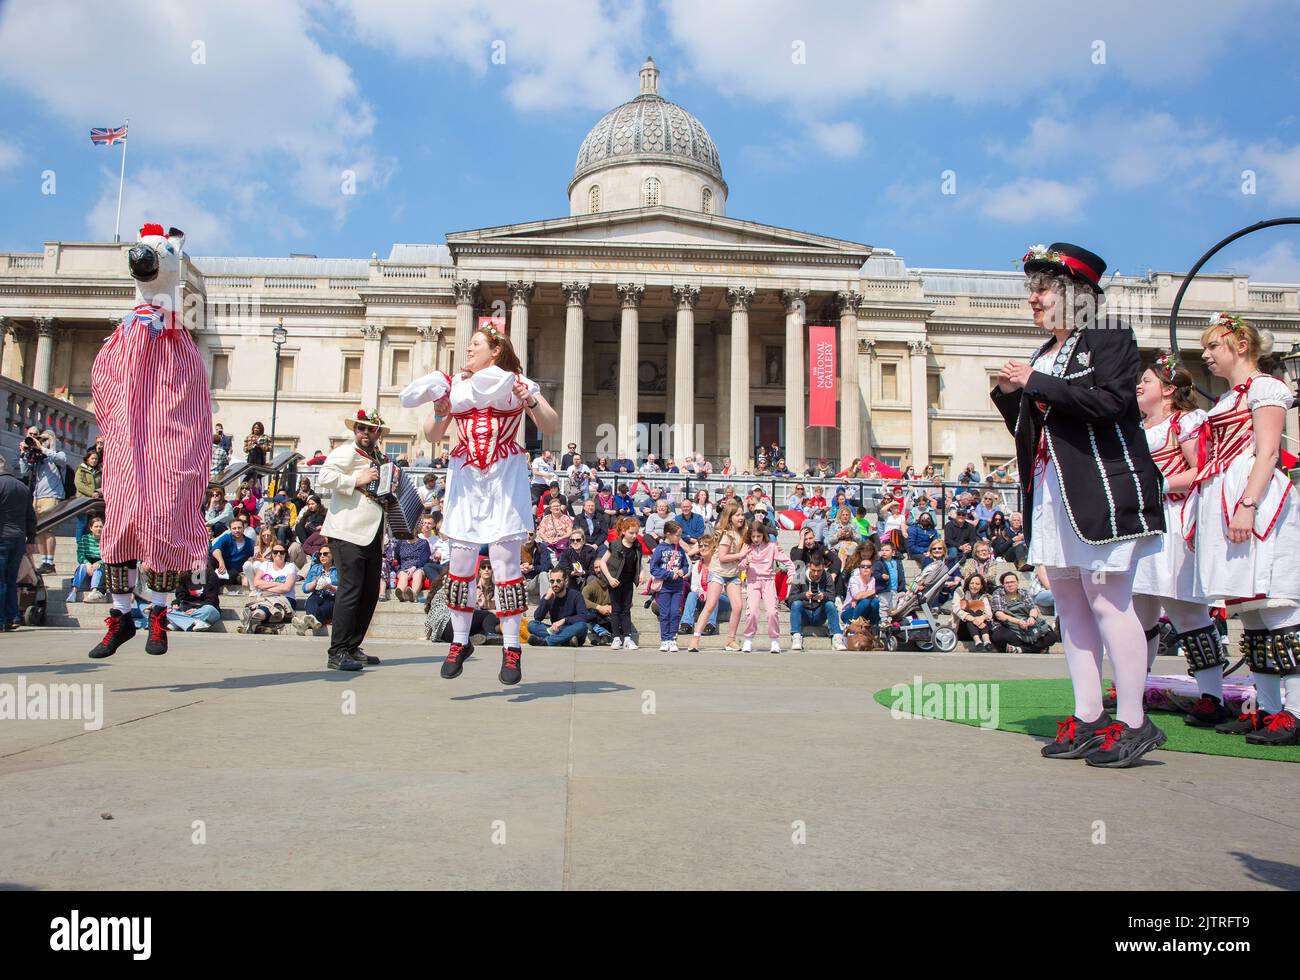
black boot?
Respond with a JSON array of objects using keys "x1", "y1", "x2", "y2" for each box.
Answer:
[
  {"x1": 1041, "y1": 712, "x2": 1114, "y2": 759},
  {"x1": 326, "y1": 649, "x2": 364, "y2": 671},
  {"x1": 1084, "y1": 715, "x2": 1167, "y2": 768},
  {"x1": 354, "y1": 647, "x2": 380, "y2": 666},
  {"x1": 1215, "y1": 710, "x2": 1272, "y2": 735},
  {"x1": 89, "y1": 609, "x2": 136, "y2": 659},
  {"x1": 499, "y1": 646, "x2": 523, "y2": 686},
  {"x1": 441, "y1": 641, "x2": 473, "y2": 679},
  {"x1": 1184, "y1": 693, "x2": 1232, "y2": 728},
  {"x1": 144, "y1": 605, "x2": 169, "y2": 655},
  {"x1": 1244, "y1": 710, "x2": 1299, "y2": 746}
]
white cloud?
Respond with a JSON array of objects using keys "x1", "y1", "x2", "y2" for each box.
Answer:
[
  {"x1": 975, "y1": 179, "x2": 1090, "y2": 223},
  {"x1": 0, "y1": 0, "x2": 385, "y2": 239},
  {"x1": 660, "y1": 0, "x2": 1281, "y2": 108},
  {"x1": 807, "y1": 120, "x2": 865, "y2": 158},
  {"x1": 332, "y1": 0, "x2": 647, "y2": 111},
  {"x1": 1231, "y1": 241, "x2": 1300, "y2": 283}
]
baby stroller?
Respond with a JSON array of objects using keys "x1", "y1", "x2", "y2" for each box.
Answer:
[
  {"x1": 16, "y1": 553, "x2": 47, "y2": 627},
  {"x1": 878, "y1": 558, "x2": 960, "y2": 653}
]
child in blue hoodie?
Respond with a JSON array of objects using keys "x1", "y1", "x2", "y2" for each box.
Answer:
[{"x1": 650, "y1": 521, "x2": 690, "y2": 651}]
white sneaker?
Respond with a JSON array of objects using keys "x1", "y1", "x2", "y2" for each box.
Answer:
[
  {"x1": 741, "y1": 639, "x2": 753, "y2": 653},
  {"x1": 831, "y1": 634, "x2": 847, "y2": 651},
  {"x1": 770, "y1": 640, "x2": 782, "y2": 654},
  {"x1": 791, "y1": 633, "x2": 804, "y2": 651},
  {"x1": 659, "y1": 641, "x2": 671, "y2": 652},
  {"x1": 193, "y1": 620, "x2": 212, "y2": 631},
  {"x1": 668, "y1": 640, "x2": 679, "y2": 653},
  {"x1": 610, "y1": 637, "x2": 624, "y2": 650},
  {"x1": 623, "y1": 639, "x2": 638, "y2": 651}
]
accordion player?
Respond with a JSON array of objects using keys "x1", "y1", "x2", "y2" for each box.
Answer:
[{"x1": 364, "y1": 461, "x2": 424, "y2": 539}]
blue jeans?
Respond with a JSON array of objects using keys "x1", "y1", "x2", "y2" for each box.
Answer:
[
  {"x1": 683, "y1": 590, "x2": 730, "y2": 628},
  {"x1": 842, "y1": 596, "x2": 880, "y2": 625},
  {"x1": 0, "y1": 536, "x2": 24, "y2": 626},
  {"x1": 1033, "y1": 589, "x2": 1055, "y2": 613},
  {"x1": 70, "y1": 563, "x2": 103, "y2": 594},
  {"x1": 790, "y1": 600, "x2": 844, "y2": 636},
  {"x1": 169, "y1": 605, "x2": 221, "y2": 630},
  {"x1": 527, "y1": 619, "x2": 589, "y2": 646}
]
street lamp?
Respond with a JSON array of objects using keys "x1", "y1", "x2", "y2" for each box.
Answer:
[{"x1": 269, "y1": 317, "x2": 288, "y2": 471}]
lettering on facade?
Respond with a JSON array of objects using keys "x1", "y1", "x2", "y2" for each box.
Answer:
[
  {"x1": 812, "y1": 339, "x2": 835, "y2": 389},
  {"x1": 542, "y1": 257, "x2": 766, "y2": 276}
]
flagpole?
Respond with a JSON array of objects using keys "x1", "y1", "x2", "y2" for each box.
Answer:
[{"x1": 113, "y1": 118, "x2": 128, "y2": 243}]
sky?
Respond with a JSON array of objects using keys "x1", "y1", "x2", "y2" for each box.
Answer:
[{"x1": 1, "y1": 0, "x2": 1300, "y2": 281}]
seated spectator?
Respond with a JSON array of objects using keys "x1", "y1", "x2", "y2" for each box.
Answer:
[
  {"x1": 537, "y1": 498, "x2": 574, "y2": 558},
  {"x1": 211, "y1": 518, "x2": 255, "y2": 591},
  {"x1": 239, "y1": 544, "x2": 298, "y2": 633},
  {"x1": 802, "y1": 507, "x2": 829, "y2": 547},
  {"x1": 520, "y1": 534, "x2": 552, "y2": 599},
  {"x1": 841, "y1": 553, "x2": 879, "y2": 625},
  {"x1": 961, "y1": 539, "x2": 1004, "y2": 585},
  {"x1": 805, "y1": 486, "x2": 828, "y2": 512},
  {"x1": 293, "y1": 542, "x2": 338, "y2": 634},
  {"x1": 557, "y1": 529, "x2": 598, "y2": 586},
  {"x1": 423, "y1": 571, "x2": 500, "y2": 644},
  {"x1": 594, "y1": 486, "x2": 617, "y2": 521},
  {"x1": 919, "y1": 538, "x2": 962, "y2": 607},
  {"x1": 639, "y1": 484, "x2": 672, "y2": 523},
  {"x1": 393, "y1": 533, "x2": 431, "y2": 602},
  {"x1": 990, "y1": 570, "x2": 1054, "y2": 653},
  {"x1": 204, "y1": 486, "x2": 235, "y2": 532},
  {"x1": 1030, "y1": 564, "x2": 1055, "y2": 614},
  {"x1": 612, "y1": 484, "x2": 636, "y2": 518},
  {"x1": 69, "y1": 515, "x2": 107, "y2": 602},
  {"x1": 944, "y1": 508, "x2": 980, "y2": 562},
  {"x1": 573, "y1": 498, "x2": 611, "y2": 544},
  {"x1": 643, "y1": 498, "x2": 672, "y2": 549},
  {"x1": 953, "y1": 573, "x2": 994, "y2": 651},
  {"x1": 417, "y1": 472, "x2": 440, "y2": 514},
  {"x1": 786, "y1": 483, "x2": 807, "y2": 513},
  {"x1": 824, "y1": 507, "x2": 861, "y2": 554},
  {"x1": 991, "y1": 511, "x2": 1030, "y2": 569},
  {"x1": 906, "y1": 511, "x2": 939, "y2": 559},
  {"x1": 73, "y1": 448, "x2": 104, "y2": 540},
  {"x1": 379, "y1": 537, "x2": 397, "y2": 602},
  {"x1": 246, "y1": 527, "x2": 279, "y2": 589},
  {"x1": 419, "y1": 513, "x2": 450, "y2": 581},
  {"x1": 974, "y1": 490, "x2": 1002, "y2": 533},
  {"x1": 581, "y1": 569, "x2": 614, "y2": 644},
  {"x1": 527, "y1": 569, "x2": 591, "y2": 646},
  {"x1": 675, "y1": 498, "x2": 705, "y2": 547},
  {"x1": 294, "y1": 493, "x2": 326, "y2": 545},
  {"x1": 773, "y1": 457, "x2": 794, "y2": 477},
  {"x1": 594, "y1": 456, "x2": 610, "y2": 475},
  {"x1": 788, "y1": 552, "x2": 847, "y2": 651},
  {"x1": 956, "y1": 462, "x2": 981, "y2": 486},
  {"x1": 853, "y1": 505, "x2": 876, "y2": 543},
  {"x1": 168, "y1": 554, "x2": 224, "y2": 631},
  {"x1": 680, "y1": 532, "x2": 727, "y2": 637}
]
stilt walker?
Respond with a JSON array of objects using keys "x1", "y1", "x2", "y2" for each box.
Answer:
[
  {"x1": 1186, "y1": 313, "x2": 1300, "y2": 746},
  {"x1": 1130, "y1": 352, "x2": 1231, "y2": 726},
  {"x1": 400, "y1": 322, "x2": 558, "y2": 686},
  {"x1": 88, "y1": 223, "x2": 211, "y2": 658}
]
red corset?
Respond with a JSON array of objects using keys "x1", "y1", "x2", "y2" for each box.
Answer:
[
  {"x1": 1149, "y1": 412, "x2": 1193, "y2": 500},
  {"x1": 1193, "y1": 383, "x2": 1257, "y2": 485},
  {"x1": 451, "y1": 405, "x2": 525, "y2": 469}
]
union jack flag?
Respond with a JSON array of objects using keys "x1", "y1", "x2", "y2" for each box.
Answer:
[{"x1": 89, "y1": 125, "x2": 128, "y2": 145}]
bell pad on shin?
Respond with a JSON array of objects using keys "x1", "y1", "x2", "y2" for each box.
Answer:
[
  {"x1": 144, "y1": 568, "x2": 179, "y2": 592},
  {"x1": 445, "y1": 573, "x2": 476, "y2": 612},
  {"x1": 104, "y1": 562, "x2": 134, "y2": 594},
  {"x1": 1181, "y1": 623, "x2": 1226, "y2": 675},
  {"x1": 494, "y1": 578, "x2": 527, "y2": 616},
  {"x1": 1243, "y1": 629, "x2": 1277, "y2": 675},
  {"x1": 1267, "y1": 627, "x2": 1300, "y2": 675}
]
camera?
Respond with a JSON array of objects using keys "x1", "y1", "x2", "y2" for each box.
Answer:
[{"x1": 21, "y1": 436, "x2": 46, "y2": 464}]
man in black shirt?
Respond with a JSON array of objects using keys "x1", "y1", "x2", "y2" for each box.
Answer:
[{"x1": 944, "y1": 508, "x2": 980, "y2": 562}]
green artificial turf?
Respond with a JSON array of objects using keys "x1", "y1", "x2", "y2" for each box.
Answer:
[{"x1": 872, "y1": 677, "x2": 1298, "y2": 763}]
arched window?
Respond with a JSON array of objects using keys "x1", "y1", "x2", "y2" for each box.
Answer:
[
  {"x1": 588, "y1": 185, "x2": 601, "y2": 214},
  {"x1": 702, "y1": 187, "x2": 712, "y2": 213},
  {"x1": 642, "y1": 176, "x2": 660, "y2": 207}
]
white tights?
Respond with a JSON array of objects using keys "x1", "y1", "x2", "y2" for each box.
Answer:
[
  {"x1": 1132, "y1": 594, "x2": 1223, "y2": 702},
  {"x1": 1237, "y1": 606, "x2": 1300, "y2": 717},
  {"x1": 1049, "y1": 567, "x2": 1148, "y2": 728},
  {"x1": 447, "y1": 539, "x2": 525, "y2": 649}
]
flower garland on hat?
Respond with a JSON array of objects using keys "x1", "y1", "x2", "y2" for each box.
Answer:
[
  {"x1": 1153, "y1": 350, "x2": 1182, "y2": 384},
  {"x1": 1207, "y1": 311, "x2": 1248, "y2": 334}
]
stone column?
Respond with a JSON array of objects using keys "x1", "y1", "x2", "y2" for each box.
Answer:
[
  {"x1": 452, "y1": 278, "x2": 479, "y2": 370},
  {"x1": 416, "y1": 321, "x2": 441, "y2": 375},
  {"x1": 909, "y1": 338, "x2": 932, "y2": 470},
  {"x1": 0, "y1": 317, "x2": 8, "y2": 381},
  {"x1": 671, "y1": 284, "x2": 699, "y2": 461},
  {"x1": 714, "y1": 321, "x2": 730, "y2": 461},
  {"x1": 726, "y1": 287, "x2": 753, "y2": 472},
  {"x1": 33, "y1": 317, "x2": 57, "y2": 394},
  {"x1": 361, "y1": 322, "x2": 384, "y2": 411},
  {"x1": 560, "y1": 282, "x2": 588, "y2": 451},
  {"x1": 837, "y1": 290, "x2": 863, "y2": 467},
  {"x1": 860, "y1": 337, "x2": 876, "y2": 453},
  {"x1": 507, "y1": 280, "x2": 535, "y2": 376},
  {"x1": 780, "y1": 289, "x2": 808, "y2": 472},
  {"x1": 615, "y1": 283, "x2": 644, "y2": 462}
]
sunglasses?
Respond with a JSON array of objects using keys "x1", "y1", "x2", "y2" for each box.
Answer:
[{"x1": 272, "y1": 549, "x2": 288, "y2": 555}]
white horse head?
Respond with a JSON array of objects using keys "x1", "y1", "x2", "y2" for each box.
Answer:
[{"x1": 128, "y1": 222, "x2": 186, "y2": 312}]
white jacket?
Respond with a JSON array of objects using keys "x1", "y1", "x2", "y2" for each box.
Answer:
[{"x1": 318, "y1": 442, "x2": 384, "y2": 546}]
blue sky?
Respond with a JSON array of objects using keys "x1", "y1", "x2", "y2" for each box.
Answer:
[{"x1": 2, "y1": 0, "x2": 1300, "y2": 281}]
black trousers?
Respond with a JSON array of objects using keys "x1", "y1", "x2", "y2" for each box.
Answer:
[
  {"x1": 328, "y1": 524, "x2": 383, "y2": 658},
  {"x1": 609, "y1": 579, "x2": 636, "y2": 637}
]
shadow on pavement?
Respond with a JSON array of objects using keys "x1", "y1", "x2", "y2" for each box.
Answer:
[
  {"x1": 0, "y1": 663, "x2": 109, "y2": 676},
  {"x1": 1231, "y1": 851, "x2": 1300, "y2": 890},
  {"x1": 450, "y1": 680, "x2": 635, "y2": 703}
]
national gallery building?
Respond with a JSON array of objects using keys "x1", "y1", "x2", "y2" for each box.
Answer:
[{"x1": 2, "y1": 58, "x2": 1298, "y2": 473}]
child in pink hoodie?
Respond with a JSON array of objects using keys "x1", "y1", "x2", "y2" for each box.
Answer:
[{"x1": 739, "y1": 521, "x2": 792, "y2": 653}]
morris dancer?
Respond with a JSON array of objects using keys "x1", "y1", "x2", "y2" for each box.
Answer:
[
  {"x1": 89, "y1": 224, "x2": 210, "y2": 659},
  {"x1": 993, "y1": 242, "x2": 1167, "y2": 768},
  {"x1": 1187, "y1": 313, "x2": 1300, "y2": 746},
  {"x1": 401, "y1": 323, "x2": 558, "y2": 685},
  {"x1": 1130, "y1": 352, "x2": 1230, "y2": 727}
]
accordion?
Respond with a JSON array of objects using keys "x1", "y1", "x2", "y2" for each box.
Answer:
[{"x1": 366, "y1": 462, "x2": 424, "y2": 539}]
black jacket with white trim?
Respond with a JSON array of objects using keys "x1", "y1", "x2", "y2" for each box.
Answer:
[{"x1": 990, "y1": 323, "x2": 1165, "y2": 547}]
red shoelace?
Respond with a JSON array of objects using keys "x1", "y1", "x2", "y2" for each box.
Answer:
[
  {"x1": 1188, "y1": 696, "x2": 1219, "y2": 716},
  {"x1": 1054, "y1": 717, "x2": 1077, "y2": 743},
  {"x1": 504, "y1": 648, "x2": 521, "y2": 670},
  {"x1": 102, "y1": 613, "x2": 122, "y2": 637},
  {"x1": 1095, "y1": 723, "x2": 1127, "y2": 751},
  {"x1": 447, "y1": 643, "x2": 467, "y2": 663},
  {"x1": 148, "y1": 610, "x2": 167, "y2": 644},
  {"x1": 1265, "y1": 712, "x2": 1296, "y2": 732}
]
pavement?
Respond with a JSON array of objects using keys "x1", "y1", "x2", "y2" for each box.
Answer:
[{"x1": 1, "y1": 628, "x2": 1297, "y2": 890}]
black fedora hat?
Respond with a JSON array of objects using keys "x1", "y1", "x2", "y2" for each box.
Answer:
[{"x1": 1022, "y1": 242, "x2": 1107, "y2": 293}]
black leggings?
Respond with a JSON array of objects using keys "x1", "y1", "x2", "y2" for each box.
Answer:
[
  {"x1": 436, "y1": 609, "x2": 499, "y2": 643},
  {"x1": 609, "y1": 579, "x2": 636, "y2": 638}
]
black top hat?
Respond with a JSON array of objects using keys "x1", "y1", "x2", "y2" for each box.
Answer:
[{"x1": 1022, "y1": 242, "x2": 1107, "y2": 293}]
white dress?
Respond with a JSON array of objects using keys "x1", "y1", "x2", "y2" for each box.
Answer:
[
  {"x1": 1131, "y1": 409, "x2": 1207, "y2": 601},
  {"x1": 1025, "y1": 349, "x2": 1160, "y2": 575},
  {"x1": 399, "y1": 365, "x2": 539, "y2": 546},
  {"x1": 1188, "y1": 375, "x2": 1300, "y2": 610}
]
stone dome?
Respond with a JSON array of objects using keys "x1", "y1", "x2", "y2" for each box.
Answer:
[{"x1": 569, "y1": 57, "x2": 726, "y2": 194}]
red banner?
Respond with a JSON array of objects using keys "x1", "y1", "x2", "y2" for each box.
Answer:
[{"x1": 808, "y1": 324, "x2": 837, "y2": 427}]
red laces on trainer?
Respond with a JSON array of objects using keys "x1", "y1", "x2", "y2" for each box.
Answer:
[
  {"x1": 448, "y1": 643, "x2": 465, "y2": 663},
  {"x1": 103, "y1": 613, "x2": 120, "y2": 635},
  {"x1": 1265, "y1": 712, "x2": 1296, "y2": 732},
  {"x1": 1189, "y1": 696, "x2": 1217, "y2": 715},
  {"x1": 1105, "y1": 685, "x2": 1116, "y2": 700},
  {"x1": 504, "y1": 649, "x2": 521, "y2": 669},
  {"x1": 1096, "y1": 723, "x2": 1127, "y2": 751},
  {"x1": 1054, "y1": 717, "x2": 1076, "y2": 743},
  {"x1": 149, "y1": 610, "x2": 167, "y2": 642}
]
